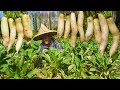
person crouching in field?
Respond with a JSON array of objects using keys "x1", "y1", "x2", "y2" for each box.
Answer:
[
  {"x1": 33, "y1": 24, "x2": 62, "y2": 52},
  {"x1": 33, "y1": 24, "x2": 62, "y2": 67}
]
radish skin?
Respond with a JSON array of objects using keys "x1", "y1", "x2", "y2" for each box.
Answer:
[
  {"x1": 64, "y1": 15, "x2": 70, "y2": 39},
  {"x1": 22, "y1": 14, "x2": 33, "y2": 44},
  {"x1": 70, "y1": 12, "x2": 78, "y2": 48},
  {"x1": 93, "y1": 18, "x2": 101, "y2": 45},
  {"x1": 85, "y1": 16, "x2": 94, "y2": 41},
  {"x1": 7, "y1": 18, "x2": 16, "y2": 52},
  {"x1": 107, "y1": 17, "x2": 120, "y2": 57},
  {"x1": 77, "y1": 11, "x2": 84, "y2": 42},
  {"x1": 16, "y1": 34, "x2": 23, "y2": 53},
  {"x1": 1, "y1": 16, "x2": 9, "y2": 48},
  {"x1": 109, "y1": 36, "x2": 119, "y2": 56},
  {"x1": 98, "y1": 13, "x2": 109, "y2": 56},
  {"x1": 57, "y1": 13, "x2": 64, "y2": 38},
  {"x1": 15, "y1": 18, "x2": 24, "y2": 53}
]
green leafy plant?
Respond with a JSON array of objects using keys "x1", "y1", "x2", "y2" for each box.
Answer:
[{"x1": 0, "y1": 40, "x2": 40, "y2": 79}]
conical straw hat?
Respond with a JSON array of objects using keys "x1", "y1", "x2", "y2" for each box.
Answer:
[{"x1": 33, "y1": 24, "x2": 57, "y2": 41}]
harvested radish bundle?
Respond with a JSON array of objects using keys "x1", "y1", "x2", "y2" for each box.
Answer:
[
  {"x1": 77, "y1": 11, "x2": 85, "y2": 42},
  {"x1": 85, "y1": 16, "x2": 94, "y2": 41},
  {"x1": 7, "y1": 11, "x2": 16, "y2": 52},
  {"x1": 93, "y1": 18, "x2": 101, "y2": 45},
  {"x1": 64, "y1": 13, "x2": 71, "y2": 39},
  {"x1": 1, "y1": 11, "x2": 9, "y2": 48},
  {"x1": 107, "y1": 17, "x2": 120, "y2": 57},
  {"x1": 22, "y1": 11, "x2": 33, "y2": 45},
  {"x1": 98, "y1": 13, "x2": 109, "y2": 56},
  {"x1": 15, "y1": 11, "x2": 24, "y2": 53},
  {"x1": 57, "y1": 12, "x2": 65, "y2": 38},
  {"x1": 70, "y1": 12, "x2": 78, "y2": 48}
]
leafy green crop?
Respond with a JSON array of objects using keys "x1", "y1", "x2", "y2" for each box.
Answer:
[
  {"x1": 0, "y1": 35, "x2": 120, "y2": 79},
  {"x1": 36, "y1": 36, "x2": 120, "y2": 79},
  {"x1": 0, "y1": 40, "x2": 40, "y2": 79}
]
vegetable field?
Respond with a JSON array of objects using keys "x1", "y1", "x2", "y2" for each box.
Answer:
[{"x1": 0, "y1": 11, "x2": 120, "y2": 79}]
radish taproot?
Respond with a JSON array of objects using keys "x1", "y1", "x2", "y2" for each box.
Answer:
[
  {"x1": 85, "y1": 16, "x2": 94, "y2": 41},
  {"x1": 1, "y1": 16, "x2": 9, "y2": 48},
  {"x1": 107, "y1": 17, "x2": 120, "y2": 57},
  {"x1": 22, "y1": 12, "x2": 33, "y2": 44},
  {"x1": 93, "y1": 18, "x2": 101, "y2": 45},
  {"x1": 15, "y1": 17, "x2": 24, "y2": 53},
  {"x1": 57, "y1": 12, "x2": 65, "y2": 38},
  {"x1": 64, "y1": 14, "x2": 70, "y2": 39},
  {"x1": 98, "y1": 13, "x2": 109, "y2": 56},
  {"x1": 77, "y1": 11, "x2": 85, "y2": 42},
  {"x1": 7, "y1": 18, "x2": 16, "y2": 52},
  {"x1": 70, "y1": 12, "x2": 78, "y2": 48}
]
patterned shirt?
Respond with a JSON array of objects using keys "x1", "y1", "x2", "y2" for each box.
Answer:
[{"x1": 39, "y1": 37, "x2": 62, "y2": 52}]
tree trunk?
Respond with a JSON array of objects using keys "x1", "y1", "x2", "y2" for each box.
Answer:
[{"x1": 112, "y1": 11, "x2": 117, "y2": 21}]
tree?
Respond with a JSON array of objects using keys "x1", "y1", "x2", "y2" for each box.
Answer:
[
  {"x1": 37, "y1": 13, "x2": 42, "y2": 30},
  {"x1": 32, "y1": 13, "x2": 38, "y2": 34}
]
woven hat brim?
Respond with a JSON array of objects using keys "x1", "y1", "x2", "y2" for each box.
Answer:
[{"x1": 33, "y1": 31, "x2": 57, "y2": 41}]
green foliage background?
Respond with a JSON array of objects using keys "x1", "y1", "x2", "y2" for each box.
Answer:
[{"x1": 0, "y1": 11, "x2": 120, "y2": 79}]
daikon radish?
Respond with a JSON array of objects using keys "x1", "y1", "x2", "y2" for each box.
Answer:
[
  {"x1": 70, "y1": 12, "x2": 78, "y2": 48},
  {"x1": 57, "y1": 13, "x2": 64, "y2": 38},
  {"x1": 98, "y1": 13, "x2": 109, "y2": 56},
  {"x1": 1, "y1": 16, "x2": 9, "y2": 48},
  {"x1": 7, "y1": 18, "x2": 16, "y2": 52},
  {"x1": 93, "y1": 18, "x2": 101, "y2": 45},
  {"x1": 77, "y1": 11, "x2": 85, "y2": 42},
  {"x1": 107, "y1": 17, "x2": 120, "y2": 57},
  {"x1": 85, "y1": 16, "x2": 94, "y2": 41},
  {"x1": 64, "y1": 14, "x2": 70, "y2": 39},
  {"x1": 22, "y1": 13, "x2": 33, "y2": 44},
  {"x1": 15, "y1": 17, "x2": 24, "y2": 53}
]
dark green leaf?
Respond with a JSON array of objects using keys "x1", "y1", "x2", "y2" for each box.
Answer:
[{"x1": 75, "y1": 56, "x2": 80, "y2": 68}]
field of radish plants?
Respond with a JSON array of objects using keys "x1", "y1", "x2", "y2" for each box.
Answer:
[{"x1": 0, "y1": 11, "x2": 120, "y2": 79}]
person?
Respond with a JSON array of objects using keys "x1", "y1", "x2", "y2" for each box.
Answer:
[{"x1": 33, "y1": 24, "x2": 62, "y2": 52}]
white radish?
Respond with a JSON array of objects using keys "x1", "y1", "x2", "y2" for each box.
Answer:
[
  {"x1": 85, "y1": 16, "x2": 94, "y2": 41},
  {"x1": 1, "y1": 16, "x2": 9, "y2": 48},
  {"x1": 7, "y1": 18, "x2": 16, "y2": 52},
  {"x1": 22, "y1": 14, "x2": 33, "y2": 44},
  {"x1": 77, "y1": 11, "x2": 85, "y2": 42},
  {"x1": 70, "y1": 12, "x2": 78, "y2": 48},
  {"x1": 98, "y1": 13, "x2": 109, "y2": 56},
  {"x1": 107, "y1": 17, "x2": 120, "y2": 57},
  {"x1": 57, "y1": 13, "x2": 65, "y2": 38},
  {"x1": 15, "y1": 17, "x2": 24, "y2": 53},
  {"x1": 64, "y1": 14, "x2": 70, "y2": 39},
  {"x1": 93, "y1": 18, "x2": 102, "y2": 45}
]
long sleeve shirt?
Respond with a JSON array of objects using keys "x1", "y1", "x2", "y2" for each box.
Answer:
[{"x1": 39, "y1": 37, "x2": 62, "y2": 52}]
